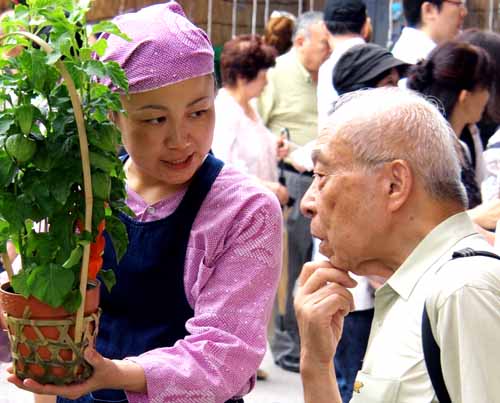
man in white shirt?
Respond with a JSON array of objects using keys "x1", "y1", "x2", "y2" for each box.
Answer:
[
  {"x1": 317, "y1": 0, "x2": 370, "y2": 126},
  {"x1": 392, "y1": 0, "x2": 468, "y2": 64}
]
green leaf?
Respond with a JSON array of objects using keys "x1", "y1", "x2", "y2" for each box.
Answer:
[
  {"x1": 32, "y1": 142, "x2": 52, "y2": 171},
  {"x1": 11, "y1": 269, "x2": 31, "y2": 298},
  {"x1": 0, "y1": 193, "x2": 24, "y2": 231},
  {"x1": 88, "y1": 124, "x2": 119, "y2": 153},
  {"x1": 99, "y1": 269, "x2": 116, "y2": 293},
  {"x1": 50, "y1": 167, "x2": 77, "y2": 205},
  {"x1": 90, "y1": 151, "x2": 116, "y2": 172},
  {"x1": 105, "y1": 215, "x2": 128, "y2": 262},
  {"x1": 82, "y1": 59, "x2": 106, "y2": 78},
  {"x1": 92, "y1": 21, "x2": 131, "y2": 42},
  {"x1": 27, "y1": 263, "x2": 74, "y2": 308},
  {"x1": 0, "y1": 153, "x2": 15, "y2": 187},
  {"x1": 62, "y1": 245, "x2": 82, "y2": 269},
  {"x1": 0, "y1": 119, "x2": 13, "y2": 135},
  {"x1": 62, "y1": 289, "x2": 82, "y2": 314},
  {"x1": 46, "y1": 50, "x2": 62, "y2": 65},
  {"x1": 16, "y1": 104, "x2": 33, "y2": 135},
  {"x1": 25, "y1": 232, "x2": 60, "y2": 265},
  {"x1": 90, "y1": 38, "x2": 107, "y2": 57},
  {"x1": 105, "y1": 61, "x2": 128, "y2": 92},
  {"x1": 92, "y1": 171, "x2": 111, "y2": 200},
  {"x1": 30, "y1": 50, "x2": 47, "y2": 92}
]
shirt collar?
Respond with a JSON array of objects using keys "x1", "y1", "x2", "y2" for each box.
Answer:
[
  {"x1": 331, "y1": 37, "x2": 365, "y2": 61},
  {"x1": 290, "y1": 48, "x2": 313, "y2": 84},
  {"x1": 384, "y1": 212, "x2": 477, "y2": 300}
]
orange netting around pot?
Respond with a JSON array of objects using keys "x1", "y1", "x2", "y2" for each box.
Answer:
[{"x1": 4, "y1": 308, "x2": 101, "y2": 385}]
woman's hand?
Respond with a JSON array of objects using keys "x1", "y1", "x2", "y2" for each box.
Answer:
[
  {"x1": 6, "y1": 348, "x2": 146, "y2": 399},
  {"x1": 294, "y1": 260, "x2": 356, "y2": 373}
]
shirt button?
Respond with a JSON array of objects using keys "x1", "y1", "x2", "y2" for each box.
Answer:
[{"x1": 146, "y1": 206, "x2": 155, "y2": 214}]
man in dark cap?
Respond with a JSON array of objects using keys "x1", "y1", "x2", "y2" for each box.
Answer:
[{"x1": 317, "y1": 0, "x2": 370, "y2": 126}]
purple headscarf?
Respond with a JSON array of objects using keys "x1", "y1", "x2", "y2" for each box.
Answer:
[{"x1": 101, "y1": 1, "x2": 214, "y2": 93}]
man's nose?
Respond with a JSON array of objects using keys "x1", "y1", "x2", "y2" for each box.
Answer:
[{"x1": 300, "y1": 184, "x2": 317, "y2": 218}]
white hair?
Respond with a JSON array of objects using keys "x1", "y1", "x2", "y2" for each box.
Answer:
[
  {"x1": 323, "y1": 87, "x2": 467, "y2": 207},
  {"x1": 293, "y1": 11, "x2": 324, "y2": 41}
]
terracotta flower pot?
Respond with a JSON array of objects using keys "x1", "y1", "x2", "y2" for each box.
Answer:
[{"x1": 0, "y1": 281, "x2": 100, "y2": 385}]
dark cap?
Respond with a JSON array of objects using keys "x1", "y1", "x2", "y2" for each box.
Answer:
[
  {"x1": 333, "y1": 43, "x2": 409, "y2": 95},
  {"x1": 324, "y1": 0, "x2": 367, "y2": 24}
]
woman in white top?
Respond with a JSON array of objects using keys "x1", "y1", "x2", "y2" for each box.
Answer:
[{"x1": 213, "y1": 35, "x2": 289, "y2": 206}]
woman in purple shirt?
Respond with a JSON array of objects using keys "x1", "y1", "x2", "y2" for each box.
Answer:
[{"x1": 7, "y1": 3, "x2": 282, "y2": 403}]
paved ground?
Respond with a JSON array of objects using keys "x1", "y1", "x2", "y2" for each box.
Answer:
[
  {"x1": 0, "y1": 362, "x2": 33, "y2": 403},
  {"x1": 245, "y1": 348, "x2": 303, "y2": 403}
]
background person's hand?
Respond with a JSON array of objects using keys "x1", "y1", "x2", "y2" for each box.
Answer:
[
  {"x1": 276, "y1": 135, "x2": 289, "y2": 160},
  {"x1": 294, "y1": 260, "x2": 356, "y2": 372},
  {"x1": 275, "y1": 183, "x2": 289, "y2": 206},
  {"x1": 468, "y1": 198, "x2": 500, "y2": 230}
]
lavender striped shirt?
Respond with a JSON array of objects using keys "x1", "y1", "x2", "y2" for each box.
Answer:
[{"x1": 124, "y1": 165, "x2": 283, "y2": 403}]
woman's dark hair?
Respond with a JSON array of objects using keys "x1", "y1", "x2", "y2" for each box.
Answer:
[
  {"x1": 263, "y1": 16, "x2": 294, "y2": 56},
  {"x1": 407, "y1": 41, "x2": 494, "y2": 119},
  {"x1": 220, "y1": 34, "x2": 277, "y2": 87},
  {"x1": 458, "y1": 29, "x2": 500, "y2": 123}
]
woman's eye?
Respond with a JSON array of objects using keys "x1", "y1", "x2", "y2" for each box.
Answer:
[
  {"x1": 190, "y1": 109, "x2": 208, "y2": 118},
  {"x1": 145, "y1": 117, "x2": 166, "y2": 125}
]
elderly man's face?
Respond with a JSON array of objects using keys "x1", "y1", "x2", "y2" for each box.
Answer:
[
  {"x1": 299, "y1": 22, "x2": 331, "y2": 74},
  {"x1": 301, "y1": 133, "x2": 387, "y2": 273}
]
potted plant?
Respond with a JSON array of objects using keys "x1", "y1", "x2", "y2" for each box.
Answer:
[{"x1": 0, "y1": 0, "x2": 130, "y2": 385}]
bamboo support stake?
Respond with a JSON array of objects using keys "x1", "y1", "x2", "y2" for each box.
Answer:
[
  {"x1": 1, "y1": 252, "x2": 13, "y2": 283},
  {"x1": 0, "y1": 32, "x2": 93, "y2": 346}
]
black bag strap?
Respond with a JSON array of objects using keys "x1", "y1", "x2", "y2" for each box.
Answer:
[
  {"x1": 422, "y1": 247, "x2": 500, "y2": 403},
  {"x1": 422, "y1": 306, "x2": 451, "y2": 403}
]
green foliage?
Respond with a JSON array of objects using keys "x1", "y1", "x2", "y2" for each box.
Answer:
[{"x1": 0, "y1": 1, "x2": 130, "y2": 312}]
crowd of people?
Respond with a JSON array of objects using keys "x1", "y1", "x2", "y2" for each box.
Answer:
[{"x1": 0, "y1": 0, "x2": 499, "y2": 402}]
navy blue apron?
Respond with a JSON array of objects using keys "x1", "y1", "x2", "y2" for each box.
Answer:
[{"x1": 57, "y1": 155, "x2": 243, "y2": 403}]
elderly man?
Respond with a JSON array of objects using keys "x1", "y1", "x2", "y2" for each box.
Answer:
[
  {"x1": 257, "y1": 11, "x2": 330, "y2": 373},
  {"x1": 296, "y1": 88, "x2": 500, "y2": 402}
]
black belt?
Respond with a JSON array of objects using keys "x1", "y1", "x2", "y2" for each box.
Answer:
[{"x1": 281, "y1": 162, "x2": 313, "y2": 177}]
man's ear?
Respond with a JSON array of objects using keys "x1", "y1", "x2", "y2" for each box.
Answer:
[
  {"x1": 421, "y1": 1, "x2": 439, "y2": 25},
  {"x1": 294, "y1": 33, "x2": 305, "y2": 48},
  {"x1": 361, "y1": 17, "x2": 373, "y2": 42},
  {"x1": 383, "y1": 159, "x2": 413, "y2": 212}
]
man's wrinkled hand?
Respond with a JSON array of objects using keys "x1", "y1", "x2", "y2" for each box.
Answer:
[{"x1": 294, "y1": 260, "x2": 356, "y2": 372}]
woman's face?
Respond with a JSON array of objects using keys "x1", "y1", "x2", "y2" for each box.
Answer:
[
  {"x1": 375, "y1": 67, "x2": 400, "y2": 88},
  {"x1": 464, "y1": 87, "x2": 490, "y2": 124},
  {"x1": 244, "y1": 69, "x2": 268, "y2": 99},
  {"x1": 115, "y1": 74, "x2": 215, "y2": 192}
]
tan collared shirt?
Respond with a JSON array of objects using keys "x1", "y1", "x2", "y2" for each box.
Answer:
[
  {"x1": 351, "y1": 212, "x2": 500, "y2": 402},
  {"x1": 257, "y1": 48, "x2": 318, "y2": 147}
]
